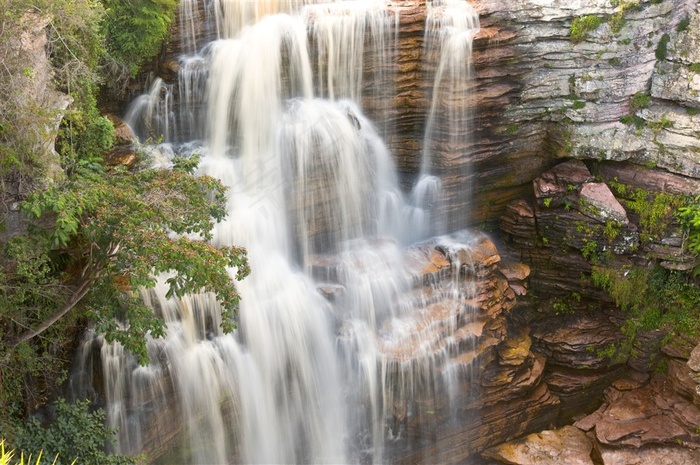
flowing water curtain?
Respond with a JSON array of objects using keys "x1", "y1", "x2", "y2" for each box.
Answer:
[
  {"x1": 71, "y1": 1, "x2": 487, "y2": 463},
  {"x1": 417, "y1": 0, "x2": 480, "y2": 233}
]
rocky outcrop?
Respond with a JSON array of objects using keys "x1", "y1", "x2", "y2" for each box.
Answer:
[
  {"x1": 482, "y1": 425, "x2": 594, "y2": 465},
  {"x1": 465, "y1": 0, "x2": 700, "y2": 224},
  {"x1": 0, "y1": 11, "x2": 71, "y2": 239}
]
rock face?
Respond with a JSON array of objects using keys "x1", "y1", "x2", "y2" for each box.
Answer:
[
  {"x1": 0, "y1": 11, "x2": 72, "y2": 240},
  {"x1": 482, "y1": 426, "x2": 594, "y2": 465}
]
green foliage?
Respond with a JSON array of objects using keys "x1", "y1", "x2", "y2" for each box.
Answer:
[
  {"x1": 655, "y1": 33, "x2": 670, "y2": 60},
  {"x1": 10, "y1": 399, "x2": 136, "y2": 465},
  {"x1": 17, "y1": 163, "x2": 250, "y2": 362},
  {"x1": 630, "y1": 92, "x2": 650, "y2": 111},
  {"x1": 591, "y1": 265, "x2": 700, "y2": 359},
  {"x1": 625, "y1": 189, "x2": 686, "y2": 243},
  {"x1": 572, "y1": 100, "x2": 586, "y2": 110},
  {"x1": 0, "y1": 0, "x2": 106, "y2": 198},
  {"x1": 619, "y1": 114, "x2": 645, "y2": 129},
  {"x1": 678, "y1": 195, "x2": 700, "y2": 255},
  {"x1": 101, "y1": 0, "x2": 179, "y2": 77},
  {"x1": 56, "y1": 112, "x2": 114, "y2": 174},
  {"x1": 648, "y1": 115, "x2": 674, "y2": 132},
  {"x1": 603, "y1": 220, "x2": 621, "y2": 242},
  {"x1": 570, "y1": 15, "x2": 603, "y2": 43},
  {"x1": 551, "y1": 292, "x2": 581, "y2": 316},
  {"x1": 690, "y1": 63, "x2": 700, "y2": 74},
  {"x1": 609, "y1": 0, "x2": 640, "y2": 34},
  {"x1": 677, "y1": 17, "x2": 691, "y2": 32}
]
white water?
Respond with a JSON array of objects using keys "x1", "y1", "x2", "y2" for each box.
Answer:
[{"x1": 74, "y1": 1, "x2": 481, "y2": 463}]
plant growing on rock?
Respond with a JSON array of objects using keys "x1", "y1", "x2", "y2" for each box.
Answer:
[{"x1": 570, "y1": 15, "x2": 603, "y2": 43}]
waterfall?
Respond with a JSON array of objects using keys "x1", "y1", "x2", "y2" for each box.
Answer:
[{"x1": 73, "y1": 1, "x2": 482, "y2": 463}]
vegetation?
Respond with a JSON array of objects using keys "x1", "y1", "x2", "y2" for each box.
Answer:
[
  {"x1": 655, "y1": 33, "x2": 670, "y2": 60},
  {"x1": 629, "y1": 92, "x2": 650, "y2": 111},
  {"x1": 677, "y1": 16, "x2": 691, "y2": 32},
  {"x1": 609, "y1": 0, "x2": 640, "y2": 33},
  {"x1": 101, "y1": 0, "x2": 179, "y2": 79},
  {"x1": 591, "y1": 265, "x2": 700, "y2": 354},
  {"x1": 570, "y1": 15, "x2": 603, "y2": 43},
  {"x1": 1, "y1": 1, "x2": 249, "y2": 463},
  {"x1": 678, "y1": 195, "x2": 700, "y2": 255},
  {"x1": 10, "y1": 399, "x2": 137, "y2": 465}
]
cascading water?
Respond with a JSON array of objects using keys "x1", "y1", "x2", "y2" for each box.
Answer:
[{"x1": 71, "y1": 0, "x2": 481, "y2": 463}]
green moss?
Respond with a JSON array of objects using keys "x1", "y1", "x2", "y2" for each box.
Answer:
[
  {"x1": 690, "y1": 63, "x2": 700, "y2": 74},
  {"x1": 570, "y1": 15, "x2": 604, "y2": 43},
  {"x1": 655, "y1": 33, "x2": 670, "y2": 60},
  {"x1": 572, "y1": 100, "x2": 586, "y2": 110},
  {"x1": 620, "y1": 114, "x2": 645, "y2": 129},
  {"x1": 630, "y1": 92, "x2": 650, "y2": 111},
  {"x1": 677, "y1": 17, "x2": 691, "y2": 32},
  {"x1": 504, "y1": 123, "x2": 519, "y2": 134},
  {"x1": 648, "y1": 115, "x2": 674, "y2": 132}
]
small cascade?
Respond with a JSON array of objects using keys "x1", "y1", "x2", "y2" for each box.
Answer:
[
  {"x1": 415, "y1": 0, "x2": 480, "y2": 234},
  {"x1": 71, "y1": 1, "x2": 487, "y2": 463}
]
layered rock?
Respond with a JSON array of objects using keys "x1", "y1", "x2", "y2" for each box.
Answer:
[{"x1": 482, "y1": 425, "x2": 594, "y2": 465}]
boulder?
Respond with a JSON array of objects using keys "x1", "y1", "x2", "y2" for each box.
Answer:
[{"x1": 482, "y1": 425, "x2": 594, "y2": 465}]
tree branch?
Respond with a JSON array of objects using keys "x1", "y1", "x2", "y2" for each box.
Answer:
[{"x1": 7, "y1": 273, "x2": 95, "y2": 348}]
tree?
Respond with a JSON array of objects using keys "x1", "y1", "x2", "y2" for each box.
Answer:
[{"x1": 0, "y1": 156, "x2": 249, "y2": 417}]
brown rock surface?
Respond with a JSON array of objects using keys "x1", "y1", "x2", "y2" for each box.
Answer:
[
  {"x1": 598, "y1": 444, "x2": 700, "y2": 465},
  {"x1": 577, "y1": 376, "x2": 700, "y2": 449},
  {"x1": 482, "y1": 425, "x2": 594, "y2": 465}
]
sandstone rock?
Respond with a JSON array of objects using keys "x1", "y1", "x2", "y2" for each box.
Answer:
[
  {"x1": 578, "y1": 183, "x2": 629, "y2": 225},
  {"x1": 106, "y1": 114, "x2": 136, "y2": 145},
  {"x1": 481, "y1": 425, "x2": 594, "y2": 465},
  {"x1": 688, "y1": 344, "x2": 700, "y2": 372},
  {"x1": 498, "y1": 261, "x2": 531, "y2": 282},
  {"x1": 531, "y1": 314, "x2": 626, "y2": 370},
  {"x1": 583, "y1": 376, "x2": 700, "y2": 449},
  {"x1": 104, "y1": 146, "x2": 138, "y2": 167},
  {"x1": 598, "y1": 444, "x2": 700, "y2": 465}
]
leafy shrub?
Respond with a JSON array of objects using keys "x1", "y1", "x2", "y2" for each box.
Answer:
[
  {"x1": 101, "y1": 0, "x2": 179, "y2": 77},
  {"x1": 630, "y1": 92, "x2": 650, "y2": 111},
  {"x1": 10, "y1": 399, "x2": 137, "y2": 465},
  {"x1": 570, "y1": 15, "x2": 603, "y2": 43}
]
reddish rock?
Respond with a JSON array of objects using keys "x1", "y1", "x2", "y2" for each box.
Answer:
[
  {"x1": 582, "y1": 376, "x2": 700, "y2": 449},
  {"x1": 482, "y1": 425, "x2": 594, "y2": 465},
  {"x1": 598, "y1": 444, "x2": 700, "y2": 465}
]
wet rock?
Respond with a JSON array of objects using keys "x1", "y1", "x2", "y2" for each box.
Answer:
[
  {"x1": 106, "y1": 114, "x2": 136, "y2": 146},
  {"x1": 104, "y1": 146, "x2": 138, "y2": 167},
  {"x1": 482, "y1": 425, "x2": 594, "y2": 465}
]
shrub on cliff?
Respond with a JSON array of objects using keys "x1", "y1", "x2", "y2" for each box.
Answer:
[{"x1": 101, "y1": 0, "x2": 179, "y2": 78}]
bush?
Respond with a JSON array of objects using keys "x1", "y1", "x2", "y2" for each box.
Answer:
[
  {"x1": 101, "y1": 0, "x2": 179, "y2": 77},
  {"x1": 630, "y1": 92, "x2": 650, "y2": 111},
  {"x1": 10, "y1": 399, "x2": 138, "y2": 465},
  {"x1": 570, "y1": 15, "x2": 603, "y2": 43}
]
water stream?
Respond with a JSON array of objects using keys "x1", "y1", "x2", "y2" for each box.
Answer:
[{"x1": 71, "y1": 1, "x2": 480, "y2": 463}]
